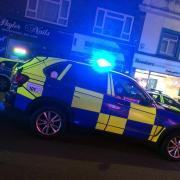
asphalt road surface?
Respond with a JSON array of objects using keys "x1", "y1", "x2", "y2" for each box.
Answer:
[{"x1": 0, "y1": 95, "x2": 180, "y2": 180}]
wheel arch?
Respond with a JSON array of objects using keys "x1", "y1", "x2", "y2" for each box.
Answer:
[
  {"x1": 157, "y1": 125, "x2": 180, "y2": 146},
  {"x1": 25, "y1": 96, "x2": 73, "y2": 122}
]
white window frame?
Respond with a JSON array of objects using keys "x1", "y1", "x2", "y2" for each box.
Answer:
[
  {"x1": 93, "y1": 7, "x2": 134, "y2": 41},
  {"x1": 159, "y1": 33, "x2": 178, "y2": 57},
  {"x1": 25, "y1": 0, "x2": 71, "y2": 27}
]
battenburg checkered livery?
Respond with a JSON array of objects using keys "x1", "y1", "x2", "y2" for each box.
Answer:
[{"x1": 6, "y1": 57, "x2": 180, "y2": 161}]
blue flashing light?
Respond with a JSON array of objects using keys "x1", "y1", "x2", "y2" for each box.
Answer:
[
  {"x1": 97, "y1": 58, "x2": 112, "y2": 67},
  {"x1": 91, "y1": 50, "x2": 116, "y2": 73}
]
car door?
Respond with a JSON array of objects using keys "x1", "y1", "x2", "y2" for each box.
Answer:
[
  {"x1": 95, "y1": 73, "x2": 131, "y2": 135},
  {"x1": 108, "y1": 73, "x2": 157, "y2": 140},
  {"x1": 70, "y1": 64, "x2": 109, "y2": 128}
]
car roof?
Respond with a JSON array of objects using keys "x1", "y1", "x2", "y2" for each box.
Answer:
[{"x1": 28, "y1": 56, "x2": 136, "y2": 81}]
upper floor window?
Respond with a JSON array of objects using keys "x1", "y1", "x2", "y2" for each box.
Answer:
[
  {"x1": 159, "y1": 30, "x2": 179, "y2": 58},
  {"x1": 25, "y1": 0, "x2": 71, "y2": 27},
  {"x1": 93, "y1": 8, "x2": 134, "y2": 41}
]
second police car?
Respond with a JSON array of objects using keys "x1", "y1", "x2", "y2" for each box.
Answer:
[
  {"x1": 147, "y1": 89, "x2": 180, "y2": 113},
  {"x1": 6, "y1": 56, "x2": 180, "y2": 161}
]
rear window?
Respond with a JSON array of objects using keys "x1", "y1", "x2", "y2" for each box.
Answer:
[{"x1": 44, "y1": 62, "x2": 70, "y2": 78}]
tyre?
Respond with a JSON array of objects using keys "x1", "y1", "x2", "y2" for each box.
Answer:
[
  {"x1": 160, "y1": 132, "x2": 180, "y2": 161},
  {"x1": 0, "y1": 76, "x2": 10, "y2": 92},
  {"x1": 30, "y1": 106, "x2": 67, "y2": 138}
]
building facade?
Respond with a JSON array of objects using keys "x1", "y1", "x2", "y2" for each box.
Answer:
[
  {"x1": 133, "y1": 0, "x2": 180, "y2": 99},
  {"x1": 0, "y1": 0, "x2": 144, "y2": 74}
]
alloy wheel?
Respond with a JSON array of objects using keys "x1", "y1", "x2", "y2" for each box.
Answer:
[
  {"x1": 167, "y1": 136, "x2": 180, "y2": 159},
  {"x1": 36, "y1": 111, "x2": 62, "y2": 136}
]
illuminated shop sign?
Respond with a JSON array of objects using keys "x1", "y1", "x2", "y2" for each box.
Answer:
[{"x1": 133, "y1": 53, "x2": 180, "y2": 77}]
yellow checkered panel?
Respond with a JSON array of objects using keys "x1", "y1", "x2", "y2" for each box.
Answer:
[
  {"x1": 96, "y1": 113, "x2": 127, "y2": 135},
  {"x1": 148, "y1": 125, "x2": 165, "y2": 142},
  {"x1": 71, "y1": 87, "x2": 104, "y2": 113},
  {"x1": 105, "y1": 126, "x2": 124, "y2": 135},
  {"x1": 96, "y1": 113, "x2": 109, "y2": 130},
  {"x1": 108, "y1": 116, "x2": 127, "y2": 129},
  {"x1": 97, "y1": 113, "x2": 109, "y2": 124},
  {"x1": 130, "y1": 103, "x2": 156, "y2": 114},
  {"x1": 128, "y1": 103, "x2": 156, "y2": 125},
  {"x1": 17, "y1": 86, "x2": 35, "y2": 100}
]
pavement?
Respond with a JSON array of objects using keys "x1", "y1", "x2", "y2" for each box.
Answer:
[{"x1": 0, "y1": 94, "x2": 180, "y2": 180}]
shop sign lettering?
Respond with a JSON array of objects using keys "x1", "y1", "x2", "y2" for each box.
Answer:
[
  {"x1": 0, "y1": 18, "x2": 21, "y2": 31},
  {"x1": 133, "y1": 53, "x2": 180, "y2": 77},
  {"x1": 25, "y1": 24, "x2": 50, "y2": 37},
  {"x1": 0, "y1": 17, "x2": 51, "y2": 38}
]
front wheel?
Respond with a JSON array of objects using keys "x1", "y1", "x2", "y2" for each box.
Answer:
[
  {"x1": 160, "y1": 132, "x2": 180, "y2": 161},
  {"x1": 30, "y1": 106, "x2": 67, "y2": 138}
]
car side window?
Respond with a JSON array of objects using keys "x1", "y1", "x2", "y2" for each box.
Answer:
[
  {"x1": 112, "y1": 73, "x2": 149, "y2": 105},
  {"x1": 43, "y1": 62, "x2": 70, "y2": 79},
  {"x1": 43, "y1": 62, "x2": 108, "y2": 94},
  {"x1": 72, "y1": 64, "x2": 108, "y2": 94}
]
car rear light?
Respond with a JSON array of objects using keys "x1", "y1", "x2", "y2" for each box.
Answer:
[{"x1": 13, "y1": 73, "x2": 29, "y2": 87}]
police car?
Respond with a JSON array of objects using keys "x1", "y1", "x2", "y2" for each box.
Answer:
[
  {"x1": 147, "y1": 90, "x2": 180, "y2": 113},
  {"x1": 0, "y1": 58, "x2": 24, "y2": 92},
  {"x1": 6, "y1": 56, "x2": 180, "y2": 161}
]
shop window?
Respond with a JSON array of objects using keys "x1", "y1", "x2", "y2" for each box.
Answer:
[
  {"x1": 25, "y1": 0, "x2": 71, "y2": 27},
  {"x1": 93, "y1": 8, "x2": 134, "y2": 41},
  {"x1": 6, "y1": 39, "x2": 33, "y2": 60},
  {"x1": 147, "y1": 79, "x2": 157, "y2": 89},
  {"x1": 159, "y1": 30, "x2": 179, "y2": 58}
]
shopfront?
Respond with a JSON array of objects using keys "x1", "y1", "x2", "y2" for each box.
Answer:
[
  {"x1": 133, "y1": 53, "x2": 180, "y2": 100},
  {"x1": 0, "y1": 17, "x2": 73, "y2": 60}
]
